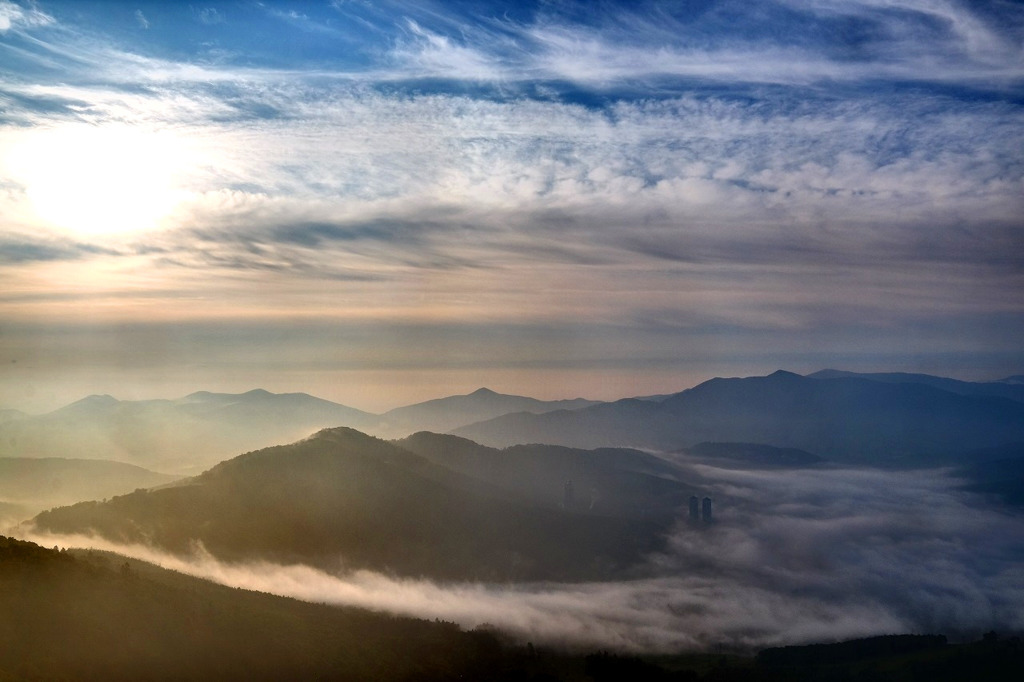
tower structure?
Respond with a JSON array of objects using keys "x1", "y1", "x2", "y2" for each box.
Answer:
[{"x1": 702, "y1": 496, "x2": 713, "y2": 523}]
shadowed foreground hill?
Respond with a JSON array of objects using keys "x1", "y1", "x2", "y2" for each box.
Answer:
[
  {"x1": 454, "y1": 371, "x2": 1024, "y2": 466},
  {"x1": 5, "y1": 535, "x2": 1022, "y2": 681},
  {"x1": 32, "y1": 428, "x2": 673, "y2": 582},
  {"x1": 0, "y1": 535, "x2": 509, "y2": 682}
]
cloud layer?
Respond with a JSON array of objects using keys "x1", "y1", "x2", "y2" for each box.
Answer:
[
  {"x1": 0, "y1": 1, "x2": 1022, "y2": 409},
  {"x1": 22, "y1": 465, "x2": 1024, "y2": 652}
]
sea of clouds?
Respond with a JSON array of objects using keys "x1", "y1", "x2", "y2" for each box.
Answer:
[{"x1": 20, "y1": 464, "x2": 1024, "y2": 653}]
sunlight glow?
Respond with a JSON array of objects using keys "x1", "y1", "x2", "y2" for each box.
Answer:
[{"x1": 7, "y1": 124, "x2": 189, "y2": 237}]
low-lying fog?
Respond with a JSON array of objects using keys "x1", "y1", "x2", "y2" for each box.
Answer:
[{"x1": 19, "y1": 464, "x2": 1024, "y2": 652}]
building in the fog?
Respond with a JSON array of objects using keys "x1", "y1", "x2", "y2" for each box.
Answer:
[
  {"x1": 702, "y1": 496, "x2": 713, "y2": 522},
  {"x1": 688, "y1": 495, "x2": 700, "y2": 521}
]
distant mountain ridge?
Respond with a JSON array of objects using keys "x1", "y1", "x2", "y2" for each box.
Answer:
[
  {"x1": 5, "y1": 370, "x2": 1023, "y2": 472},
  {"x1": 807, "y1": 369, "x2": 1024, "y2": 403},
  {"x1": 0, "y1": 390, "x2": 379, "y2": 473},
  {"x1": 0, "y1": 387, "x2": 604, "y2": 472},
  {"x1": 0, "y1": 458, "x2": 176, "y2": 518},
  {"x1": 374, "y1": 387, "x2": 602, "y2": 438},
  {"x1": 453, "y1": 370, "x2": 1024, "y2": 466}
]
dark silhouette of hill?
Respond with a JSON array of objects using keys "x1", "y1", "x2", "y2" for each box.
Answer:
[
  {"x1": 453, "y1": 371, "x2": 1024, "y2": 465},
  {"x1": 0, "y1": 458, "x2": 176, "y2": 523},
  {"x1": 0, "y1": 534, "x2": 518, "y2": 681},
  {"x1": 684, "y1": 442, "x2": 824, "y2": 468},
  {"x1": 9, "y1": 535, "x2": 1021, "y2": 681},
  {"x1": 375, "y1": 387, "x2": 602, "y2": 438},
  {"x1": 0, "y1": 389, "x2": 381, "y2": 473},
  {"x1": 31, "y1": 428, "x2": 673, "y2": 582},
  {"x1": 955, "y1": 444, "x2": 1024, "y2": 508},
  {"x1": 808, "y1": 369, "x2": 1024, "y2": 403},
  {"x1": 395, "y1": 432, "x2": 694, "y2": 518}
]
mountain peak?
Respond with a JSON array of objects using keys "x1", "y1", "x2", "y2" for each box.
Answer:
[
  {"x1": 469, "y1": 387, "x2": 499, "y2": 397},
  {"x1": 66, "y1": 394, "x2": 119, "y2": 409},
  {"x1": 241, "y1": 388, "x2": 273, "y2": 398},
  {"x1": 766, "y1": 370, "x2": 801, "y2": 379},
  {"x1": 49, "y1": 394, "x2": 120, "y2": 418},
  {"x1": 82, "y1": 393, "x2": 118, "y2": 403}
]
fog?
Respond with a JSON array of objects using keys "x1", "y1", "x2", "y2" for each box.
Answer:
[{"x1": 19, "y1": 465, "x2": 1024, "y2": 653}]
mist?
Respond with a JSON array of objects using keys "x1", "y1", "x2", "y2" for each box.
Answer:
[{"x1": 20, "y1": 464, "x2": 1023, "y2": 653}]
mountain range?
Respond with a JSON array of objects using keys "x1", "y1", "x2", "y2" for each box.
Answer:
[
  {"x1": 374, "y1": 387, "x2": 600, "y2": 438},
  {"x1": 3, "y1": 369, "x2": 1023, "y2": 476},
  {"x1": 0, "y1": 388, "x2": 605, "y2": 473},
  {"x1": 454, "y1": 370, "x2": 1024, "y2": 466}
]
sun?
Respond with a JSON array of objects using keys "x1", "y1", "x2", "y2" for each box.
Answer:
[{"x1": 8, "y1": 123, "x2": 188, "y2": 238}]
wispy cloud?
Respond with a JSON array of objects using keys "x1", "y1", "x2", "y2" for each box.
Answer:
[
  {"x1": 0, "y1": 234, "x2": 120, "y2": 264},
  {"x1": 0, "y1": 0, "x2": 1021, "y2": 406},
  {"x1": 0, "y1": 0, "x2": 53, "y2": 33}
]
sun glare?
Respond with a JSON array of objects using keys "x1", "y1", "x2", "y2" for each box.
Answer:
[{"x1": 8, "y1": 124, "x2": 188, "y2": 238}]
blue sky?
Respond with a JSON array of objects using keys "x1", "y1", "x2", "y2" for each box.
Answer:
[{"x1": 1, "y1": 0, "x2": 1022, "y2": 411}]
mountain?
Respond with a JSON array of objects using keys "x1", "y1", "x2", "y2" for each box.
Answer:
[
  {"x1": 0, "y1": 408, "x2": 26, "y2": 424},
  {"x1": 374, "y1": 387, "x2": 602, "y2": 438},
  {"x1": 683, "y1": 442, "x2": 824, "y2": 468},
  {"x1": 955, "y1": 444, "x2": 1024, "y2": 508},
  {"x1": 0, "y1": 389, "x2": 380, "y2": 473},
  {"x1": 0, "y1": 388, "x2": 605, "y2": 472},
  {"x1": 0, "y1": 534, "x2": 511, "y2": 681},
  {"x1": 452, "y1": 371, "x2": 1024, "y2": 466},
  {"x1": 31, "y1": 428, "x2": 677, "y2": 582},
  {"x1": 0, "y1": 458, "x2": 176, "y2": 523},
  {"x1": 808, "y1": 369, "x2": 1024, "y2": 404},
  {"x1": 394, "y1": 432, "x2": 692, "y2": 518}
]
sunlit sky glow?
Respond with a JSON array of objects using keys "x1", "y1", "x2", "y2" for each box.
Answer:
[{"x1": 1, "y1": 0, "x2": 1022, "y2": 412}]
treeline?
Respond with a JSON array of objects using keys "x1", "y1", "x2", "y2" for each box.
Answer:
[
  {"x1": 0, "y1": 536, "x2": 506, "y2": 681},
  {"x1": 2, "y1": 536, "x2": 1022, "y2": 681}
]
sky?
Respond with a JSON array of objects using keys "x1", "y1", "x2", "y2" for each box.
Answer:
[{"x1": 1, "y1": 0, "x2": 1022, "y2": 413}]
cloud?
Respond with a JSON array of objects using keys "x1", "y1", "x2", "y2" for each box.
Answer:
[
  {"x1": 0, "y1": 234, "x2": 121, "y2": 264},
  {"x1": 193, "y1": 7, "x2": 224, "y2": 26},
  {"x1": 134, "y1": 10, "x2": 149, "y2": 30},
  {"x1": 381, "y1": 0, "x2": 1024, "y2": 90},
  {"x1": 0, "y1": 0, "x2": 53, "y2": 33},
  {"x1": 0, "y1": 0, "x2": 1021, "y2": 404},
  {"x1": 20, "y1": 466, "x2": 1024, "y2": 652}
]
